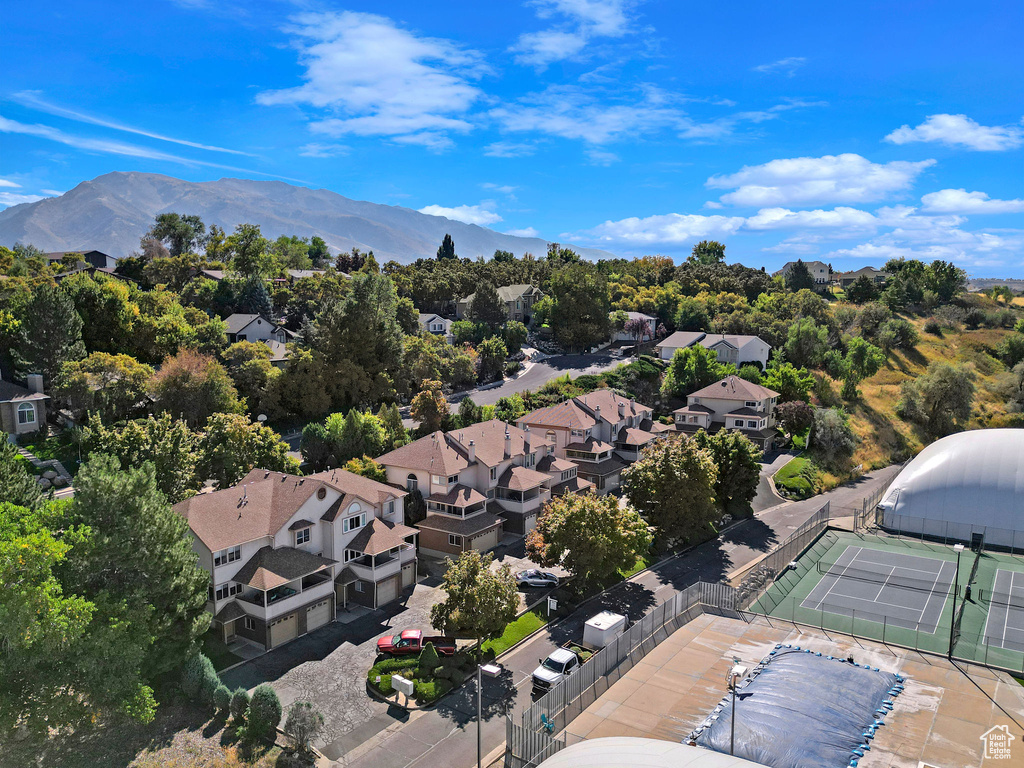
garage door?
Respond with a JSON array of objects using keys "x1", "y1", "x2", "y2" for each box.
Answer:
[
  {"x1": 269, "y1": 613, "x2": 298, "y2": 648},
  {"x1": 401, "y1": 562, "x2": 416, "y2": 588},
  {"x1": 523, "y1": 513, "x2": 538, "y2": 535},
  {"x1": 376, "y1": 577, "x2": 399, "y2": 607},
  {"x1": 306, "y1": 599, "x2": 331, "y2": 632},
  {"x1": 474, "y1": 528, "x2": 500, "y2": 553}
]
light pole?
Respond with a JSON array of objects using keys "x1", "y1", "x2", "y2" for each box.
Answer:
[
  {"x1": 727, "y1": 659, "x2": 748, "y2": 757},
  {"x1": 477, "y1": 663, "x2": 501, "y2": 768},
  {"x1": 948, "y1": 543, "x2": 965, "y2": 657}
]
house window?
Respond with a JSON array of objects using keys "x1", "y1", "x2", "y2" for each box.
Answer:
[
  {"x1": 214, "y1": 582, "x2": 242, "y2": 601},
  {"x1": 490, "y1": 466, "x2": 497, "y2": 481},
  {"x1": 354, "y1": 581, "x2": 364, "y2": 593},
  {"x1": 747, "y1": 420, "x2": 758, "y2": 428},
  {"x1": 745, "y1": 401, "x2": 757, "y2": 407},
  {"x1": 449, "y1": 534, "x2": 463, "y2": 547},
  {"x1": 546, "y1": 430, "x2": 556, "y2": 443},
  {"x1": 385, "y1": 500, "x2": 395, "y2": 516},
  {"x1": 344, "y1": 549, "x2": 360, "y2": 562},
  {"x1": 244, "y1": 617, "x2": 256, "y2": 631},
  {"x1": 17, "y1": 403, "x2": 35, "y2": 425},
  {"x1": 295, "y1": 527, "x2": 311, "y2": 545},
  {"x1": 214, "y1": 545, "x2": 241, "y2": 566},
  {"x1": 406, "y1": 474, "x2": 418, "y2": 492},
  {"x1": 343, "y1": 513, "x2": 366, "y2": 533}
]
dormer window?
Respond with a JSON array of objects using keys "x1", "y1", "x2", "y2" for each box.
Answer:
[
  {"x1": 295, "y1": 527, "x2": 311, "y2": 545},
  {"x1": 490, "y1": 466, "x2": 497, "y2": 481},
  {"x1": 214, "y1": 545, "x2": 241, "y2": 566},
  {"x1": 385, "y1": 500, "x2": 395, "y2": 516}
]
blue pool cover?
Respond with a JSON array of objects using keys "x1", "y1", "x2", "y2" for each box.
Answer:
[{"x1": 692, "y1": 646, "x2": 905, "y2": 768}]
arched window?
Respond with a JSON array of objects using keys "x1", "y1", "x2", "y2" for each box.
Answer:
[
  {"x1": 17, "y1": 403, "x2": 35, "y2": 425},
  {"x1": 545, "y1": 430, "x2": 556, "y2": 443},
  {"x1": 406, "y1": 474, "x2": 418, "y2": 492},
  {"x1": 347, "y1": 502, "x2": 361, "y2": 515}
]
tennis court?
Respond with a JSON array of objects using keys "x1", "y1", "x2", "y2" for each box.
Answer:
[
  {"x1": 800, "y1": 546, "x2": 956, "y2": 632},
  {"x1": 981, "y1": 569, "x2": 1024, "y2": 653}
]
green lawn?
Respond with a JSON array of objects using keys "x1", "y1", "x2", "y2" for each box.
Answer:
[
  {"x1": 21, "y1": 432, "x2": 84, "y2": 476},
  {"x1": 481, "y1": 607, "x2": 547, "y2": 656},
  {"x1": 14, "y1": 453, "x2": 42, "y2": 476},
  {"x1": 617, "y1": 555, "x2": 651, "y2": 580},
  {"x1": 774, "y1": 455, "x2": 819, "y2": 499}
]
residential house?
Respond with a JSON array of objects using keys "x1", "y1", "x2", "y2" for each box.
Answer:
[
  {"x1": 377, "y1": 419, "x2": 559, "y2": 555},
  {"x1": 836, "y1": 266, "x2": 889, "y2": 289},
  {"x1": 418, "y1": 313, "x2": 455, "y2": 344},
  {"x1": 224, "y1": 313, "x2": 292, "y2": 366},
  {"x1": 773, "y1": 260, "x2": 832, "y2": 291},
  {"x1": 672, "y1": 375, "x2": 780, "y2": 451},
  {"x1": 173, "y1": 468, "x2": 414, "y2": 650},
  {"x1": 0, "y1": 374, "x2": 48, "y2": 437},
  {"x1": 655, "y1": 331, "x2": 771, "y2": 370},
  {"x1": 517, "y1": 390, "x2": 670, "y2": 494},
  {"x1": 456, "y1": 284, "x2": 544, "y2": 325},
  {"x1": 611, "y1": 311, "x2": 657, "y2": 343},
  {"x1": 45, "y1": 250, "x2": 117, "y2": 270}
]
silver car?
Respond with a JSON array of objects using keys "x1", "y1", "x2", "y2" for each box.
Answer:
[{"x1": 516, "y1": 569, "x2": 559, "y2": 588}]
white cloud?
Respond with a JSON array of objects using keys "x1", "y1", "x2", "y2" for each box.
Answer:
[
  {"x1": 0, "y1": 115, "x2": 307, "y2": 181},
  {"x1": 12, "y1": 91, "x2": 252, "y2": 155},
  {"x1": 484, "y1": 141, "x2": 537, "y2": 157},
  {"x1": 298, "y1": 142, "x2": 349, "y2": 157},
  {"x1": 885, "y1": 114, "x2": 1024, "y2": 151},
  {"x1": 920, "y1": 188, "x2": 1024, "y2": 215},
  {"x1": 505, "y1": 227, "x2": 541, "y2": 237},
  {"x1": 707, "y1": 153, "x2": 935, "y2": 206},
  {"x1": 744, "y1": 206, "x2": 878, "y2": 232},
  {"x1": 481, "y1": 183, "x2": 518, "y2": 195},
  {"x1": 0, "y1": 178, "x2": 21, "y2": 188},
  {"x1": 512, "y1": 0, "x2": 632, "y2": 68},
  {"x1": 418, "y1": 202, "x2": 502, "y2": 226},
  {"x1": 752, "y1": 57, "x2": 806, "y2": 76},
  {"x1": 258, "y1": 12, "x2": 486, "y2": 149},
  {"x1": 587, "y1": 148, "x2": 620, "y2": 164},
  {"x1": 580, "y1": 213, "x2": 746, "y2": 244},
  {"x1": 0, "y1": 191, "x2": 47, "y2": 208}
]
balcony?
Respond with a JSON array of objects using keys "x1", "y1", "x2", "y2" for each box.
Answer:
[
  {"x1": 236, "y1": 572, "x2": 334, "y2": 621},
  {"x1": 346, "y1": 544, "x2": 415, "y2": 582},
  {"x1": 494, "y1": 486, "x2": 548, "y2": 515}
]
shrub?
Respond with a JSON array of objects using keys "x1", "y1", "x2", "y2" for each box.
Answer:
[
  {"x1": 418, "y1": 642, "x2": 441, "y2": 676},
  {"x1": 964, "y1": 307, "x2": 986, "y2": 329},
  {"x1": 923, "y1": 317, "x2": 942, "y2": 335},
  {"x1": 247, "y1": 684, "x2": 283, "y2": 741},
  {"x1": 877, "y1": 318, "x2": 918, "y2": 351},
  {"x1": 449, "y1": 668, "x2": 467, "y2": 686},
  {"x1": 504, "y1": 360, "x2": 522, "y2": 376},
  {"x1": 214, "y1": 684, "x2": 232, "y2": 713},
  {"x1": 181, "y1": 653, "x2": 220, "y2": 705},
  {"x1": 230, "y1": 688, "x2": 250, "y2": 721},
  {"x1": 999, "y1": 333, "x2": 1024, "y2": 368},
  {"x1": 284, "y1": 701, "x2": 325, "y2": 755},
  {"x1": 414, "y1": 679, "x2": 453, "y2": 703}
]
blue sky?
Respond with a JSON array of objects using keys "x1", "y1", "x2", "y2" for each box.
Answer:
[{"x1": 2, "y1": 0, "x2": 1023, "y2": 274}]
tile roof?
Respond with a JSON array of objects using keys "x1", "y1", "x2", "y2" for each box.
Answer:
[
  {"x1": 416, "y1": 511, "x2": 503, "y2": 535},
  {"x1": 264, "y1": 339, "x2": 288, "y2": 362},
  {"x1": 201, "y1": 269, "x2": 226, "y2": 280},
  {"x1": 336, "y1": 566, "x2": 359, "y2": 585},
  {"x1": 550, "y1": 476, "x2": 595, "y2": 496},
  {"x1": 0, "y1": 380, "x2": 49, "y2": 403},
  {"x1": 673, "y1": 403, "x2": 715, "y2": 414},
  {"x1": 378, "y1": 420, "x2": 551, "y2": 473},
  {"x1": 565, "y1": 437, "x2": 615, "y2": 453},
  {"x1": 615, "y1": 427, "x2": 659, "y2": 446},
  {"x1": 576, "y1": 456, "x2": 628, "y2": 477},
  {"x1": 214, "y1": 600, "x2": 247, "y2": 623},
  {"x1": 288, "y1": 518, "x2": 314, "y2": 531},
  {"x1": 287, "y1": 269, "x2": 326, "y2": 279},
  {"x1": 347, "y1": 517, "x2": 418, "y2": 556},
  {"x1": 428, "y1": 484, "x2": 488, "y2": 507},
  {"x1": 224, "y1": 313, "x2": 275, "y2": 334},
  {"x1": 688, "y1": 375, "x2": 779, "y2": 402},
  {"x1": 498, "y1": 465, "x2": 551, "y2": 491},
  {"x1": 232, "y1": 546, "x2": 335, "y2": 590},
  {"x1": 519, "y1": 390, "x2": 653, "y2": 431},
  {"x1": 726, "y1": 407, "x2": 763, "y2": 417},
  {"x1": 537, "y1": 455, "x2": 577, "y2": 473},
  {"x1": 377, "y1": 430, "x2": 471, "y2": 475},
  {"x1": 658, "y1": 331, "x2": 767, "y2": 352},
  {"x1": 307, "y1": 468, "x2": 406, "y2": 509}
]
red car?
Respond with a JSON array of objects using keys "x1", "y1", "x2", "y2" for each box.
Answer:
[{"x1": 376, "y1": 630, "x2": 457, "y2": 656}]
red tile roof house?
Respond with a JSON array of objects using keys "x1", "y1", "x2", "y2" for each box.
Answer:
[
  {"x1": 517, "y1": 390, "x2": 670, "y2": 494},
  {"x1": 173, "y1": 468, "x2": 415, "y2": 651},
  {"x1": 377, "y1": 419, "x2": 560, "y2": 556},
  {"x1": 672, "y1": 375, "x2": 781, "y2": 452}
]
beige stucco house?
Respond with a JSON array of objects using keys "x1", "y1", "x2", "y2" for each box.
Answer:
[
  {"x1": 173, "y1": 468, "x2": 414, "y2": 651},
  {"x1": 673, "y1": 375, "x2": 780, "y2": 451},
  {"x1": 656, "y1": 331, "x2": 771, "y2": 370},
  {"x1": 456, "y1": 284, "x2": 544, "y2": 325},
  {"x1": 0, "y1": 375, "x2": 48, "y2": 438}
]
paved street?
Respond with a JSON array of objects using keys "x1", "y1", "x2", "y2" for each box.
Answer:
[{"x1": 339, "y1": 464, "x2": 902, "y2": 768}]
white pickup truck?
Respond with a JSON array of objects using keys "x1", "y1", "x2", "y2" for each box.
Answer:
[{"x1": 531, "y1": 646, "x2": 584, "y2": 693}]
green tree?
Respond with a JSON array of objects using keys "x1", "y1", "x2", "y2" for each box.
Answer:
[
  {"x1": 477, "y1": 336, "x2": 508, "y2": 382},
  {"x1": 15, "y1": 283, "x2": 86, "y2": 386},
  {"x1": 673, "y1": 296, "x2": 711, "y2": 331},
  {"x1": 775, "y1": 400, "x2": 814, "y2": 441},
  {"x1": 737, "y1": 363, "x2": 762, "y2": 383},
  {"x1": 151, "y1": 349, "x2": 244, "y2": 428},
  {"x1": 325, "y1": 408, "x2": 387, "y2": 464},
  {"x1": 811, "y1": 408, "x2": 856, "y2": 471},
  {"x1": 0, "y1": 501, "x2": 157, "y2": 734},
  {"x1": 284, "y1": 701, "x2": 325, "y2": 755},
  {"x1": 998, "y1": 333, "x2": 1024, "y2": 368},
  {"x1": 761, "y1": 362, "x2": 814, "y2": 403},
  {"x1": 147, "y1": 213, "x2": 206, "y2": 257},
  {"x1": 876, "y1": 318, "x2": 919, "y2": 352},
  {"x1": 411, "y1": 380, "x2": 448, "y2": 433},
  {"x1": 62, "y1": 273, "x2": 137, "y2": 354},
  {"x1": 897, "y1": 362, "x2": 976, "y2": 437},
  {"x1": 430, "y1": 551, "x2": 519, "y2": 655},
  {"x1": 85, "y1": 413, "x2": 204, "y2": 503},
  {"x1": 467, "y1": 281, "x2": 508, "y2": 329},
  {"x1": 57, "y1": 453, "x2": 211, "y2": 680},
  {"x1": 457, "y1": 396, "x2": 484, "y2": 428},
  {"x1": 395, "y1": 296, "x2": 420, "y2": 335},
  {"x1": 493, "y1": 392, "x2": 526, "y2": 423},
  {"x1": 841, "y1": 337, "x2": 885, "y2": 400},
  {"x1": 308, "y1": 236, "x2": 331, "y2": 268},
  {"x1": 662, "y1": 345, "x2": 734, "y2": 398},
  {"x1": 0, "y1": 441, "x2": 43, "y2": 509},
  {"x1": 784, "y1": 317, "x2": 829, "y2": 368},
  {"x1": 436, "y1": 233, "x2": 456, "y2": 260},
  {"x1": 222, "y1": 341, "x2": 282, "y2": 417},
  {"x1": 55, "y1": 352, "x2": 154, "y2": 423},
  {"x1": 548, "y1": 266, "x2": 611, "y2": 351},
  {"x1": 228, "y1": 223, "x2": 271, "y2": 277},
  {"x1": 785, "y1": 260, "x2": 815, "y2": 292},
  {"x1": 300, "y1": 420, "x2": 332, "y2": 471},
  {"x1": 526, "y1": 491, "x2": 651, "y2": 593},
  {"x1": 846, "y1": 275, "x2": 879, "y2": 303},
  {"x1": 501, "y1": 320, "x2": 529, "y2": 355},
  {"x1": 200, "y1": 413, "x2": 299, "y2": 488},
  {"x1": 692, "y1": 430, "x2": 762, "y2": 518},
  {"x1": 230, "y1": 688, "x2": 250, "y2": 721},
  {"x1": 621, "y1": 436, "x2": 718, "y2": 549},
  {"x1": 247, "y1": 684, "x2": 283, "y2": 741},
  {"x1": 377, "y1": 402, "x2": 409, "y2": 451},
  {"x1": 343, "y1": 455, "x2": 389, "y2": 482},
  {"x1": 688, "y1": 240, "x2": 726, "y2": 265}
]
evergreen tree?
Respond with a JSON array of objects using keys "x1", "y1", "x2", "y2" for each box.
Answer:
[
  {"x1": 466, "y1": 281, "x2": 508, "y2": 329},
  {"x1": 0, "y1": 440, "x2": 43, "y2": 509},
  {"x1": 308, "y1": 236, "x2": 331, "y2": 268},
  {"x1": 436, "y1": 233, "x2": 456, "y2": 260},
  {"x1": 786, "y1": 260, "x2": 815, "y2": 292},
  {"x1": 15, "y1": 283, "x2": 86, "y2": 387}
]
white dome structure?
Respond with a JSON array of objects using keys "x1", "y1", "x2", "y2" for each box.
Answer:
[
  {"x1": 878, "y1": 429, "x2": 1024, "y2": 549},
  {"x1": 537, "y1": 738, "x2": 766, "y2": 768}
]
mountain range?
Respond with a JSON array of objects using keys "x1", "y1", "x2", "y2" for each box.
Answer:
[{"x1": 0, "y1": 172, "x2": 614, "y2": 263}]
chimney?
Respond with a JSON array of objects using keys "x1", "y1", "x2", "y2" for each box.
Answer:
[
  {"x1": 595, "y1": 405, "x2": 601, "y2": 420},
  {"x1": 504, "y1": 427, "x2": 512, "y2": 457},
  {"x1": 618, "y1": 401, "x2": 625, "y2": 418},
  {"x1": 468, "y1": 440, "x2": 476, "y2": 462},
  {"x1": 523, "y1": 425, "x2": 531, "y2": 448},
  {"x1": 26, "y1": 373, "x2": 43, "y2": 393}
]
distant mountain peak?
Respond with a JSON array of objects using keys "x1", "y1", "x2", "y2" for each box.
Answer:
[{"x1": 0, "y1": 171, "x2": 613, "y2": 263}]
